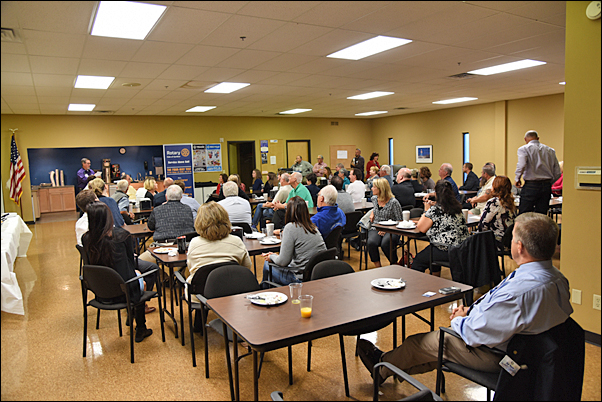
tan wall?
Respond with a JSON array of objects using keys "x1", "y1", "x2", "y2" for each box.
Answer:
[{"x1": 561, "y1": 2, "x2": 601, "y2": 334}]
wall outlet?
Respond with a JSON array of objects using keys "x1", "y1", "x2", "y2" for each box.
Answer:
[
  {"x1": 572, "y1": 289, "x2": 582, "y2": 305},
  {"x1": 594, "y1": 294, "x2": 601, "y2": 311},
  {"x1": 220, "y1": 138, "x2": 224, "y2": 143}
]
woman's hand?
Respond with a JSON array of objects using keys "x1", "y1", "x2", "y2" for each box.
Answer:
[
  {"x1": 369, "y1": 210, "x2": 374, "y2": 222},
  {"x1": 262, "y1": 252, "x2": 275, "y2": 262},
  {"x1": 378, "y1": 231, "x2": 385, "y2": 236}
]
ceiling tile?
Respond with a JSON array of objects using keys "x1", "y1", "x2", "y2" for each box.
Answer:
[
  {"x1": 131, "y1": 41, "x2": 194, "y2": 64},
  {"x1": 29, "y1": 56, "x2": 79, "y2": 75},
  {"x1": 77, "y1": 59, "x2": 127, "y2": 77},
  {"x1": 147, "y1": 7, "x2": 231, "y2": 44},
  {"x1": 22, "y1": 29, "x2": 86, "y2": 58},
  {"x1": 2, "y1": 72, "x2": 34, "y2": 86},
  {"x1": 199, "y1": 15, "x2": 286, "y2": 48},
  {"x1": 82, "y1": 36, "x2": 143, "y2": 61},
  {"x1": 217, "y1": 49, "x2": 280, "y2": 69},
  {"x1": 248, "y1": 22, "x2": 333, "y2": 53},
  {"x1": 1, "y1": 54, "x2": 31, "y2": 73},
  {"x1": 176, "y1": 45, "x2": 240, "y2": 67},
  {"x1": 17, "y1": 1, "x2": 94, "y2": 34},
  {"x1": 120, "y1": 62, "x2": 171, "y2": 79},
  {"x1": 157, "y1": 65, "x2": 210, "y2": 80}
]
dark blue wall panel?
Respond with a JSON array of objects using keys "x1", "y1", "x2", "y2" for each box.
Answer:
[{"x1": 27, "y1": 146, "x2": 163, "y2": 186}]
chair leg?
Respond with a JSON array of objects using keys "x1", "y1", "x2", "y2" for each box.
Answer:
[
  {"x1": 96, "y1": 309, "x2": 101, "y2": 329},
  {"x1": 355, "y1": 335, "x2": 360, "y2": 356},
  {"x1": 128, "y1": 306, "x2": 135, "y2": 364},
  {"x1": 339, "y1": 334, "x2": 350, "y2": 397},
  {"x1": 222, "y1": 322, "x2": 235, "y2": 402},
  {"x1": 307, "y1": 340, "x2": 312, "y2": 371},
  {"x1": 202, "y1": 307, "x2": 210, "y2": 378},
  {"x1": 117, "y1": 310, "x2": 122, "y2": 336},
  {"x1": 83, "y1": 306, "x2": 88, "y2": 357},
  {"x1": 189, "y1": 307, "x2": 196, "y2": 368}
]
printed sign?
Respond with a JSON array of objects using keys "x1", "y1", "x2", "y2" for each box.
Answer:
[{"x1": 164, "y1": 144, "x2": 194, "y2": 197}]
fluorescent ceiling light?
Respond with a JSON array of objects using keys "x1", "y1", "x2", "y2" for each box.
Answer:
[
  {"x1": 327, "y1": 35, "x2": 412, "y2": 60},
  {"x1": 186, "y1": 106, "x2": 216, "y2": 112},
  {"x1": 91, "y1": 1, "x2": 166, "y2": 40},
  {"x1": 559, "y1": 81, "x2": 566, "y2": 85},
  {"x1": 74, "y1": 75, "x2": 115, "y2": 89},
  {"x1": 347, "y1": 91, "x2": 394, "y2": 100},
  {"x1": 468, "y1": 59, "x2": 546, "y2": 76},
  {"x1": 204, "y1": 82, "x2": 250, "y2": 94},
  {"x1": 68, "y1": 104, "x2": 95, "y2": 111},
  {"x1": 279, "y1": 109, "x2": 312, "y2": 115},
  {"x1": 355, "y1": 111, "x2": 388, "y2": 116},
  {"x1": 432, "y1": 97, "x2": 478, "y2": 105}
]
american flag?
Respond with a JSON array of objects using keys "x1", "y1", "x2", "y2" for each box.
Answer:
[{"x1": 9, "y1": 135, "x2": 25, "y2": 205}]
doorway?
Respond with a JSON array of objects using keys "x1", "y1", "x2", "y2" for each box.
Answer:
[
  {"x1": 227, "y1": 141, "x2": 256, "y2": 190},
  {"x1": 286, "y1": 140, "x2": 311, "y2": 168}
]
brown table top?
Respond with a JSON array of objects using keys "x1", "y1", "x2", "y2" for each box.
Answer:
[
  {"x1": 148, "y1": 246, "x2": 187, "y2": 266},
  {"x1": 243, "y1": 236, "x2": 281, "y2": 256},
  {"x1": 207, "y1": 265, "x2": 471, "y2": 353},
  {"x1": 124, "y1": 222, "x2": 153, "y2": 236},
  {"x1": 131, "y1": 207, "x2": 153, "y2": 216}
]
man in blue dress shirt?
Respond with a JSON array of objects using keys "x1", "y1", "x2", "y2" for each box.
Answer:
[
  {"x1": 357, "y1": 212, "x2": 572, "y2": 384},
  {"x1": 438, "y1": 162, "x2": 461, "y2": 202}
]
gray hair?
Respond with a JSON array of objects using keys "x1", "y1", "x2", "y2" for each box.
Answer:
[
  {"x1": 441, "y1": 163, "x2": 453, "y2": 175},
  {"x1": 482, "y1": 165, "x2": 495, "y2": 177},
  {"x1": 320, "y1": 185, "x2": 338, "y2": 206},
  {"x1": 485, "y1": 162, "x2": 496, "y2": 175},
  {"x1": 317, "y1": 154, "x2": 324, "y2": 159},
  {"x1": 291, "y1": 172, "x2": 302, "y2": 183},
  {"x1": 339, "y1": 167, "x2": 347, "y2": 175},
  {"x1": 223, "y1": 181, "x2": 238, "y2": 197},
  {"x1": 336, "y1": 163, "x2": 345, "y2": 169},
  {"x1": 513, "y1": 213, "x2": 558, "y2": 260},
  {"x1": 166, "y1": 184, "x2": 183, "y2": 201},
  {"x1": 116, "y1": 179, "x2": 129, "y2": 192},
  {"x1": 281, "y1": 173, "x2": 290, "y2": 183},
  {"x1": 81, "y1": 157, "x2": 90, "y2": 164},
  {"x1": 524, "y1": 130, "x2": 539, "y2": 140},
  {"x1": 381, "y1": 165, "x2": 391, "y2": 175},
  {"x1": 398, "y1": 168, "x2": 411, "y2": 180}
]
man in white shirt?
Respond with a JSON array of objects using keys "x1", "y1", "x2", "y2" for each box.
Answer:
[
  {"x1": 218, "y1": 181, "x2": 252, "y2": 228},
  {"x1": 467, "y1": 164, "x2": 496, "y2": 214},
  {"x1": 75, "y1": 190, "x2": 98, "y2": 246},
  {"x1": 174, "y1": 180, "x2": 200, "y2": 221},
  {"x1": 346, "y1": 168, "x2": 365, "y2": 203}
]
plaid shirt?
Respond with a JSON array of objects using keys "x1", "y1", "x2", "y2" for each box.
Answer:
[{"x1": 147, "y1": 200, "x2": 195, "y2": 242}]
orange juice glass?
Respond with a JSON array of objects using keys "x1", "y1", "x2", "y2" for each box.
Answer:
[{"x1": 299, "y1": 295, "x2": 313, "y2": 318}]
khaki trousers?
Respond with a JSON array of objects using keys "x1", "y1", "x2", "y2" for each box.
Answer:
[{"x1": 379, "y1": 330, "x2": 502, "y2": 379}]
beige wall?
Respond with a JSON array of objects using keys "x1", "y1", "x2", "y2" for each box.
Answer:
[{"x1": 561, "y1": 2, "x2": 601, "y2": 334}]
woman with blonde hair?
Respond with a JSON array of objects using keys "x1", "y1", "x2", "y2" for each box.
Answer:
[
  {"x1": 88, "y1": 177, "x2": 125, "y2": 227},
  {"x1": 478, "y1": 176, "x2": 517, "y2": 247},
  {"x1": 367, "y1": 178, "x2": 403, "y2": 267},
  {"x1": 136, "y1": 177, "x2": 157, "y2": 205}
]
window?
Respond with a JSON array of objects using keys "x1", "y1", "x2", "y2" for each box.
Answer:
[
  {"x1": 389, "y1": 137, "x2": 394, "y2": 165},
  {"x1": 463, "y1": 132, "x2": 469, "y2": 183}
]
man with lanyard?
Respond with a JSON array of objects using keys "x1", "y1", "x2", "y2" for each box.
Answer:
[{"x1": 357, "y1": 213, "x2": 572, "y2": 385}]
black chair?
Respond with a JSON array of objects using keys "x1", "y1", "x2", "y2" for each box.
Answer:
[
  {"x1": 358, "y1": 228, "x2": 370, "y2": 271},
  {"x1": 231, "y1": 222, "x2": 252, "y2": 234},
  {"x1": 340, "y1": 211, "x2": 363, "y2": 259},
  {"x1": 497, "y1": 224, "x2": 514, "y2": 279},
  {"x1": 267, "y1": 247, "x2": 338, "y2": 284},
  {"x1": 374, "y1": 362, "x2": 443, "y2": 401},
  {"x1": 174, "y1": 261, "x2": 239, "y2": 369},
  {"x1": 408, "y1": 208, "x2": 428, "y2": 255},
  {"x1": 197, "y1": 265, "x2": 288, "y2": 401},
  {"x1": 436, "y1": 317, "x2": 584, "y2": 401},
  {"x1": 309, "y1": 259, "x2": 398, "y2": 398},
  {"x1": 401, "y1": 204, "x2": 414, "y2": 211},
  {"x1": 324, "y1": 225, "x2": 344, "y2": 256},
  {"x1": 81, "y1": 264, "x2": 165, "y2": 364}
]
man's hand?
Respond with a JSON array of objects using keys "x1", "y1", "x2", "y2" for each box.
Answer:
[
  {"x1": 515, "y1": 180, "x2": 522, "y2": 188},
  {"x1": 262, "y1": 252, "x2": 275, "y2": 262},
  {"x1": 129, "y1": 211, "x2": 135, "y2": 219},
  {"x1": 274, "y1": 201, "x2": 285, "y2": 210},
  {"x1": 449, "y1": 306, "x2": 470, "y2": 320},
  {"x1": 263, "y1": 202, "x2": 273, "y2": 208}
]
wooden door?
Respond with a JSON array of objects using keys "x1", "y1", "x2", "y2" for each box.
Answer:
[
  {"x1": 261, "y1": 139, "x2": 285, "y2": 174},
  {"x1": 61, "y1": 187, "x2": 76, "y2": 211},
  {"x1": 49, "y1": 190, "x2": 63, "y2": 212},
  {"x1": 38, "y1": 188, "x2": 50, "y2": 213},
  {"x1": 287, "y1": 141, "x2": 310, "y2": 168}
]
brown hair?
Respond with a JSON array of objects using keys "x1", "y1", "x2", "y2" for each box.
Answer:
[
  {"x1": 513, "y1": 213, "x2": 558, "y2": 260},
  {"x1": 267, "y1": 172, "x2": 278, "y2": 186},
  {"x1": 88, "y1": 178, "x2": 106, "y2": 197},
  {"x1": 76, "y1": 189, "x2": 97, "y2": 213},
  {"x1": 285, "y1": 196, "x2": 318, "y2": 235},
  {"x1": 372, "y1": 177, "x2": 393, "y2": 203},
  {"x1": 491, "y1": 176, "x2": 516, "y2": 213},
  {"x1": 420, "y1": 166, "x2": 432, "y2": 179},
  {"x1": 434, "y1": 180, "x2": 462, "y2": 215},
  {"x1": 174, "y1": 180, "x2": 186, "y2": 192},
  {"x1": 194, "y1": 202, "x2": 232, "y2": 241}
]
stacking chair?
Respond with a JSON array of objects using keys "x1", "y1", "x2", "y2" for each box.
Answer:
[
  {"x1": 497, "y1": 224, "x2": 514, "y2": 279},
  {"x1": 231, "y1": 222, "x2": 253, "y2": 234},
  {"x1": 436, "y1": 317, "x2": 584, "y2": 401},
  {"x1": 374, "y1": 362, "x2": 443, "y2": 401},
  {"x1": 173, "y1": 261, "x2": 239, "y2": 369},
  {"x1": 324, "y1": 226, "x2": 344, "y2": 257},
  {"x1": 340, "y1": 211, "x2": 362, "y2": 259},
  {"x1": 81, "y1": 264, "x2": 165, "y2": 364},
  {"x1": 401, "y1": 204, "x2": 414, "y2": 211},
  {"x1": 266, "y1": 247, "x2": 338, "y2": 283}
]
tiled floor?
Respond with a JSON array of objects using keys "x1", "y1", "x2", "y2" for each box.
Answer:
[{"x1": 1, "y1": 212, "x2": 600, "y2": 401}]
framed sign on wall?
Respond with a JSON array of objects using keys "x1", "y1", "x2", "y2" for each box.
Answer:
[{"x1": 416, "y1": 145, "x2": 433, "y2": 164}]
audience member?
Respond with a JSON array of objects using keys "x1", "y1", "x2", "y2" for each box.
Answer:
[
  {"x1": 346, "y1": 168, "x2": 365, "y2": 203},
  {"x1": 330, "y1": 175, "x2": 355, "y2": 213},
  {"x1": 366, "y1": 152, "x2": 380, "y2": 179},
  {"x1": 379, "y1": 165, "x2": 394, "y2": 189},
  {"x1": 122, "y1": 174, "x2": 138, "y2": 201},
  {"x1": 391, "y1": 168, "x2": 416, "y2": 207},
  {"x1": 136, "y1": 177, "x2": 157, "y2": 205},
  {"x1": 261, "y1": 197, "x2": 326, "y2": 286},
  {"x1": 313, "y1": 155, "x2": 328, "y2": 177},
  {"x1": 272, "y1": 172, "x2": 313, "y2": 229},
  {"x1": 88, "y1": 178, "x2": 125, "y2": 227},
  {"x1": 459, "y1": 162, "x2": 480, "y2": 191},
  {"x1": 466, "y1": 164, "x2": 496, "y2": 214},
  {"x1": 111, "y1": 179, "x2": 135, "y2": 224},
  {"x1": 218, "y1": 181, "x2": 252, "y2": 228},
  {"x1": 174, "y1": 180, "x2": 200, "y2": 221},
  {"x1": 338, "y1": 167, "x2": 350, "y2": 187},
  {"x1": 154, "y1": 177, "x2": 173, "y2": 206},
  {"x1": 218, "y1": 175, "x2": 250, "y2": 201},
  {"x1": 358, "y1": 213, "x2": 571, "y2": 386},
  {"x1": 552, "y1": 161, "x2": 564, "y2": 196},
  {"x1": 75, "y1": 189, "x2": 98, "y2": 246},
  {"x1": 478, "y1": 176, "x2": 517, "y2": 248},
  {"x1": 438, "y1": 163, "x2": 461, "y2": 202},
  {"x1": 256, "y1": 173, "x2": 291, "y2": 230},
  {"x1": 368, "y1": 178, "x2": 403, "y2": 267},
  {"x1": 305, "y1": 173, "x2": 321, "y2": 207},
  {"x1": 324, "y1": 166, "x2": 334, "y2": 181},
  {"x1": 350, "y1": 148, "x2": 365, "y2": 181},
  {"x1": 251, "y1": 169, "x2": 263, "y2": 193},
  {"x1": 366, "y1": 165, "x2": 380, "y2": 190},
  {"x1": 410, "y1": 169, "x2": 425, "y2": 193},
  {"x1": 311, "y1": 185, "x2": 346, "y2": 239},
  {"x1": 291, "y1": 155, "x2": 313, "y2": 177},
  {"x1": 412, "y1": 180, "x2": 469, "y2": 276},
  {"x1": 419, "y1": 166, "x2": 435, "y2": 191},
  {"x1": 146, "y1": 185, "x2": 195, "y2": 243}
]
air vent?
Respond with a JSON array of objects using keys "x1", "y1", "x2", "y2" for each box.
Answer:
[
  {"x1": 92, "y1": 110, "x2": 115, "y2": 115},
  {"x1": 394, "y1": 107, "x2": 408, "y2": 110},
  {"x1": 447, "y1": 72, "x2": 476, "y2": 80},
  {"x1": 1, "y1": 28, "x2": 21, "y2": 43},
  {"x1": 331, "y1": 121, "x2": 339, "y2": 126}
]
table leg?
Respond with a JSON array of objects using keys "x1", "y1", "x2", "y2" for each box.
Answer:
[
  {"x1": 223, "y1": 322, "x2": 235, "y2": 401},
  {"x1": 253, "y1": 350, "x2": 259, "y2": 402},
  {"x1": 157, "y1": 261, "x2": 178, "y2": 338},
  {"x1": 233, "y1": 332, "x2": 239, "y2": 401}
]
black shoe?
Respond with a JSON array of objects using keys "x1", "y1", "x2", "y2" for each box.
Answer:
[
  {"x1": 357, "y1": 339, "x2": 385, "y2": 384},
  {"x1": 135, "y1": 328, "x2": 153, "y2": 343}
]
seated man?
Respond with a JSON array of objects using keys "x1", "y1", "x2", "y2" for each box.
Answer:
[
  {"x1": 459, "y1": 162, "x2": 480, "y2": 192},
  {"x1": 153, "y1": 177, "x2": 173, "y2": 207},
  {"x1": 291, "y1": 155, "x2": 313, "y2": 177},
  {"x1": 111, "y1": 179, "x2": 135, "y2": 224},
  {"x1": 391, "y1": 168, "x2": 416, "y2": 207},
  {"x1": 346, "y1": 168, "x2": 365, "y2": 203},
  {"x1": 252, "y1": 173, "x2": 291, "y2": 230},
  {"x1": 146, "y1": 185, "x2": 195, "y2": 243},
  {"x1": 466, "y1": 163, "x2": 496, "y2": 213},
  {"x1": 272, "y1": 172, "x2": 314, "y2": 229},
  {"x1": 174, "y1": 180, "x2": 200, "y2": 221},
  {"x1": 357, "y1": 213, "x2": 572, "y2": 386},
  {"x1": 379, "y1": 165, "x2": 394, "y2": 189},
  {"x1": 330, "y1": 175, "x2": 354, "y2": 213},
  {"x1": 75, "y1": 189, "x2": 98, "y2": 246},
  {"x1": 310, "y1": 185, "x2": 346, "y2": 240},
  {"x1": 305, "y1": 173, "x2": 321, "y2": 206},
  {"x1": 218, "y1": 181, "x2": 252, "y2": 229}
]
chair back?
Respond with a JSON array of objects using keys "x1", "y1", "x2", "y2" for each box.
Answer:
[
  {"x1": 448, "y1": 230, "x2": 501, "y2": 289},
  {"x1": 343, "y1": 211, "x2": 362, "y2": 234},
  {"x1": 324, "y1": 225, "x2": 343, "y2": 249},
  {"x1": 76, "y1": 244, "x2": 89, "y2": 276},
  {"x1": 500, "y1": 223, "x2": 514, "y2": 251},
  {"x1": 311, "y1": 260, "x2": 354, "y2": 280},
  {"x1": 189, "y1": 261, "x2": 240, "y2": 296},
  {"x1": 401, "y1": 204, "x2": 414, "y2": 211},
  {"x1": 494, "y1": 317, "x2": 584, "y2": 401},
  {"x1": 204, "y1": 265, "x2": 260, "y2": 299},
  {"x1": 301, "y1": 247, "x2": 338, "y2": 282},
  {"x1": 184, "y1": 231, "x2": 200, "y2": 242},
  {"x1": 82, "y1": 264, "x2": 126, "y2": 300},
  {"x1": 410, "y1": 208, "x2": 424, "y2": 219},
  {"x1": 232, "y1": 222, "x2": 253, "y2": 234}
]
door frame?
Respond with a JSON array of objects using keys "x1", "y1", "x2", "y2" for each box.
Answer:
[
  {"x1": 285, "y1": 139, "x2": 311, "y2": 167},
  {"x1": 227, "y1": 140, "x2": 257, "y2": 176}
]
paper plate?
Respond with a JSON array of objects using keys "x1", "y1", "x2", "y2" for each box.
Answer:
[
  {"x1": 247, "y1": 292, "x2": 288, "y2": 306},
  {"x1": 153, "y1": 247, "x2": 176, "y2": 254},
  {"x1": 378, "y1": 220, "x2": 398, "y2": 226},
  {"x1": 371, "y1": 278, "x2": 406, "y2": 290},
  {"x1": 260, "y1": 238, "x2": 282, "y2": 245}
]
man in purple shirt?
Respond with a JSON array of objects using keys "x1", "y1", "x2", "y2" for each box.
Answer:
[{"x1": 77, "y1": 158, "x2": 98, "y2": 192}]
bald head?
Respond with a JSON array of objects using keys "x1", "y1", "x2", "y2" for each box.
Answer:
[
  {"x1": 397, "y1": 168, "x2": 412, "y2": 183},
  {"x1": 163, "y1": 177, "x2": 174, "y2": 187},
  {"x1": 524, "y1": 130, "x2": 539, "y2": 142}
]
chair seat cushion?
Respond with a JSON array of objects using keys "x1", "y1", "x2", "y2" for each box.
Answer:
[{"x1": 443, "y1": 361, "x2": 499, "y2": 390}]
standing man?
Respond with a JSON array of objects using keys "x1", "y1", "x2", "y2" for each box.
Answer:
[
  {"x1": 313, "y1": 155, "x2": 328, "y2": 177},
  {"x1": 459, "y1": 162, "x2": 480, "y2": 192},
  {"x1": 346, "y1": 168, "x2": 365, "y2": 203},
  {"x1": 350, "y1": 148, "x2": 365, "y2": 181},
  {"x1": 291, "y1": 155, "x2": 313, "y2": 177},
  {"x1": 515, "y1": 130, "x2": 562, "y2": 215},
  {"x1": 77, "y1": 158, "x2": 100, "y2": 192},
  {"x1": 438, "y1": 163, "x2": 461, "y2": 202}
]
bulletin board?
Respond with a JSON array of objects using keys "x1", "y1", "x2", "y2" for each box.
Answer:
[
  {"x1": 260, "y1": 139, "x2": 286, "y2": 174},
  {"x1": 329, "y1": 145, "x2": 357, "y2": 170}
]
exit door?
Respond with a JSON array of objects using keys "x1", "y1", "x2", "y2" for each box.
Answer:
[{"x1": 227, "y1": 141, "x2": 256, "y2": 189}]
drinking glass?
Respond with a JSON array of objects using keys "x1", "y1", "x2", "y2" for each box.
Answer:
[{"x1": 299, "y1": 295, "x2": 313, "y2": 318}]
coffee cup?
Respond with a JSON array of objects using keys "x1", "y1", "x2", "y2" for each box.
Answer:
[
  {"x1": 462, "y1": 208, "x2": 469, "y2": 221},
  {"x1": 266, "y1": 223, "x2": 274, "y2": 237},
  {"x1": 402, "y1": 211, "x2": 410, "y2": 221}
]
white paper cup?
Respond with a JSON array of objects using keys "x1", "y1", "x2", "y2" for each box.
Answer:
[
  {"x1": 305, "y1": 200, "x2": 309, "y2": 208},
  {"x1": 402, "y1": 210, "x2": 410, "y2": 221},
  {"x1": 266, "y1": 223, "x2": 274, "y2": 237},
  {"x1": 263, "y1": 193, "x2": 268, "y2": 200},
  {"x1": 462, "y1": 209, "x2": 469, "y2": 221}
]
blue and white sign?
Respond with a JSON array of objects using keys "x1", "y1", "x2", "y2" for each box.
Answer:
[
  {"x1": 205, "y1": 144, "x2": 222, "y2": 172},
  {"x1": 163, "y1": 144, "x2": 194, "y2": 197}
]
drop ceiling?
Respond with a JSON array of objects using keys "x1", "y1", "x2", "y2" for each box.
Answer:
[{"x1": 0, "y1": 1, "x2": 566, "y2": 118}]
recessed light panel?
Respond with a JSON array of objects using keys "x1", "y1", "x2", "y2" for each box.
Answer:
[
  {"x1": 74, "y1": 75, "x2": 115, "y2": 89},
  {"x1": 91, "y1": 1, "x2": 167, "y2": 40},
  {"x1": 204, "y1": 82, "x2": 250, "y2": 94},
  {"x1": 68, "y1": 104, "x2": 95, "y2": 111},
  {"x1": 355, "y1": 111, "x2": 388, "y2": 116},
  {"x1": 559, "y1": 82, "x2": 566, "y2": 85},
  {"x1": 279, "y1": 109, "x2": 312, "y2": 115},
  {"x1": 186, "y1": 106, "x2": 216, "y2": 112},
  {"x1": 432, "y1": 97, "x2": 478, "y2": 105},
  {"x1": 327, "y1": 36, "x2": 412, "y2": 60},
  {"x1": 468, "y1": 59, "x2": 546, "y2": 76},
  {"x1": 347, "y1": 91, "x2": 394, "y2": 100}
]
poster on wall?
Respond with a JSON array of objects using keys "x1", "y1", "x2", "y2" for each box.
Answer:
[
  {"x1": 164, "y1": 144, "x2": 194, "y2": 197},
  {"x1": 193, "y1": 143, "x2": 222, "y2": 172},
  {"x1": 416, "y1": 145, "x2": 433, "y2": 164},
  {"x1": 193, "y1": 144, "x2": 206, "y2": 172}
]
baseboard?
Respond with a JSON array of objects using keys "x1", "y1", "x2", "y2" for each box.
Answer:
[{"x1": 585, "y1": 330, "x2": 601, "y2": 347}]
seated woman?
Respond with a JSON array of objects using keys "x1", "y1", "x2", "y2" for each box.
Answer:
[
  {"x1": 251, "y1": 172, "x2": 279, "y2": 230},
  {"x1": 82, "y1": 202, "x2": 153, "y2": 342},
  {"x1": 366, "y1": 165, "x2": 380, "y2": 190},
  {"x1": 368, "y1": 178, "x2": 403, "y2": 268},
  {"x1": 186, "y1": 202, "x2": 252, "y2": 329},
  {"x1": 261, "y1": 196, "x2": 326, "y2": 286},
  {"x1": 412, "y1": 180, "x2": 470, "y2": 276},
  {"x1": 251, "y1": 169, "x2": 263, "y2": 193},
  {"x1": 136, "y1": 177, "x2": 157, "y2": 205},
  {"x1": 324, "y1": 166, "x2": 334, "y2": 182},
  {"x1": 477, "y1": 176, "x2": 517, "y2": 248},
  {"x1": 552, "y1": 161, "x2": 563, "y2": 196}
]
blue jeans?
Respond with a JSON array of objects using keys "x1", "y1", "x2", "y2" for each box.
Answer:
[
  {"x1": 252, "y1": 204, "x2": 275, "y2": 229},
  {"x1": 261, "y1": 261, "x2": 302, "y2": 287}
]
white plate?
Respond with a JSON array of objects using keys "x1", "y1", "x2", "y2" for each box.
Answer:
[
  {"x1": 244, "y1": 232, "x2": 266, "y2": 239},
  {"x1": 397, "y1": 222, "x2": 417, "y2": 229},
  {"x1": 371, "y1": 278, "x2": 406, "y2": 290},
  {"x1": 247, "y1": 292, "x2": 288, "y2": 306},
  {"x1": 260, "y1": 238, "x2": 281, "y2": 245},
  {"x1": 378, "y1": 220, "x2": 398, "y2": 226},
  {"x1": 153, "y1": 247, "x2": 176, "y2": 254}
]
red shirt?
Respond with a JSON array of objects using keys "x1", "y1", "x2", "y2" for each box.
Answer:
[{"x1": 366, "y1": 160, "x2": 380, "y2": 178}]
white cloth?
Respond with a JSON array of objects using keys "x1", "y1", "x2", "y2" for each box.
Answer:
[
  {"x1": 135, "y1": 187, "x2": 148, "y2": 200},
  {"x1": 476, "y1": 176, "x2": 495, "y2": 211},
  {"x1": 1, "y1": 213, "x2": 32, "y2": 315},
  {"x1": 346, "y1": 180, "x2": 365, "y2": 203},
  {"x1": 75, "y1": 213, "x2": 88, "y2": 247},
  {"x1": 218, "y1": 196, "x2": 252, "y2": 225}
]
